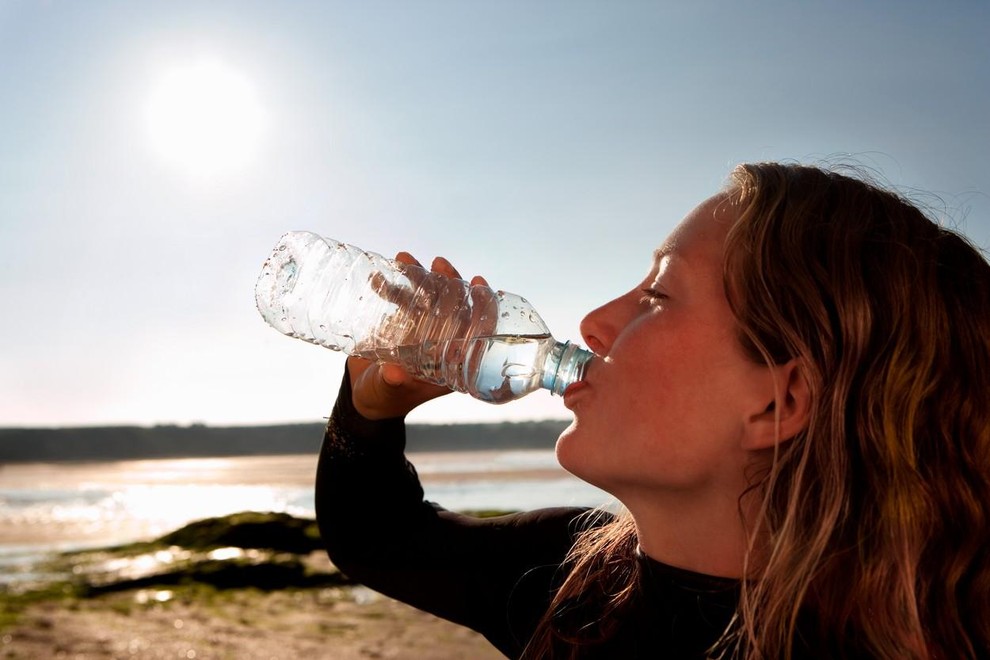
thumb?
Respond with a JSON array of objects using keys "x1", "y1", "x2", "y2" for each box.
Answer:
[{"x1": 379, "y1": 363, "x2": 412, "y2": 387}]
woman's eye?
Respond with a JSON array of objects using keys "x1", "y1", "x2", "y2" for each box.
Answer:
[{"x1": 639, "y1": 288, "x2": 668, "y2": 306}]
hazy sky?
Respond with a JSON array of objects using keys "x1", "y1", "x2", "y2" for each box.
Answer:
[{"x1": 2, "y1": 1, "x2": 988, "y2": 428}]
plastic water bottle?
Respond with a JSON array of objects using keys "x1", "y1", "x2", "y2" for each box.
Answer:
[{"x1": 255, "y1": 232, "x2": 593, "y2": 404}]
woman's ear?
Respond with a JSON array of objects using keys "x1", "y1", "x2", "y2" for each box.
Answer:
[{"x1": 742, "y1": 358, "x2": 811, "y2": 451}]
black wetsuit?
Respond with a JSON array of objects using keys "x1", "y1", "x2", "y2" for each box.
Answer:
[{"x1": 315, "y1": 372, "x2": 745, "y2": 658}]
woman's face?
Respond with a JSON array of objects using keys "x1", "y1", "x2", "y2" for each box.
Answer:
[{"x1": 557, "y1": 194, "x2": 773, "y2": 501}]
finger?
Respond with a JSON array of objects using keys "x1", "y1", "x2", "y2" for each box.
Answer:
[
  {"x1": 393, "y1": 251, "x2": 431, "y2": 301},
  {"x1": 395, "y1": 251, "x2": 422, "y2": 268},
  {"x1": 367, "y1": 251, "x2": 427, "y2": 312},
  {"x1": 353, "y1": 360, "x2": 454, "y2": 420},
  {"x1": 468, "y1": 274, "x2": 498, "y2": 335},
  {"x1": 431, "y1": 256, "x2": 463, "y2": 280}
]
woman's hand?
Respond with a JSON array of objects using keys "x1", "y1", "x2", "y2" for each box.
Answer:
[{"x1": 348, "y1": 251, "x2": 489, "y2": 420}]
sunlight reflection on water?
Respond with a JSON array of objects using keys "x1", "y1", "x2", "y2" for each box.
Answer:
[{"x1": 0, "y1": 452, "x2": 612, "y2": 554}]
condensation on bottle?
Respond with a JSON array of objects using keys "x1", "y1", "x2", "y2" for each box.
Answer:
[{"x1": 254, "y1": 231, "x2": 593, "y2": 404}]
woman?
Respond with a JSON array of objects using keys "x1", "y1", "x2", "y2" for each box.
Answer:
[{"x1": 315, "y1": 162, "x2": 990, "y2": 658}]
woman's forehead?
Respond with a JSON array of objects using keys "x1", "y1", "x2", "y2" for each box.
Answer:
[{"x1": 653, "y1": 195, "x2": 736, "y2": 268}]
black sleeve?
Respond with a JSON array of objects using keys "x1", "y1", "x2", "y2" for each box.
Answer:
[{"x1": 314, "y1": 369, "x2": 602, "y2": 657}]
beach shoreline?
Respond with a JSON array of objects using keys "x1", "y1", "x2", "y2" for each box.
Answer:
[{"x1": 0, "y1": 451, "x2": 596, "y2": 550}]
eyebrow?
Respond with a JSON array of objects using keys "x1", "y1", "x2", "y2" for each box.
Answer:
[{"x1": 653, "y1": 245, "x2": 674, "y2": 265}]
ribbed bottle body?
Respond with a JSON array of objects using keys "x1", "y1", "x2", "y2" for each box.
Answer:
[{"x1": 255, "y1": 232, "x2": 591, "y2": 403}]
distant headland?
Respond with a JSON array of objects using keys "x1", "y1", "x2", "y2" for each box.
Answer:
[{"x1": 0, "y1": 420, "x2": 570, "y2": 463}]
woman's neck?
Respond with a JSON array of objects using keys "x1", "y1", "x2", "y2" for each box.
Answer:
[{"x1": 624, "y1": 486, "x2": 758, "y2": 579}]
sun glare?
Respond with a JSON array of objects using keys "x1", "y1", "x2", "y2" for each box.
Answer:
[{"x1": 147, "y1": 59, "x2": 264, "y2": 178}]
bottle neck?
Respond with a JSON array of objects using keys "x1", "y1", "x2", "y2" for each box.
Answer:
[{"x1": 542, "y1": 341, "x2": 594, "y2": 396}]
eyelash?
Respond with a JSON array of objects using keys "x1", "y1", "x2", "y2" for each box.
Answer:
[{"x1": 639, "y1": 288, "x2": 668, "y2": 306}]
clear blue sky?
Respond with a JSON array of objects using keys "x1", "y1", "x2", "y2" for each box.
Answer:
[{"x1": 2, "y1": 0, "x2": 988, "y2": 428}]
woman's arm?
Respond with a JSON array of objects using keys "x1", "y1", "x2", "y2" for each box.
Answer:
[{"x1": 315, "y1": 365, "x2": 594, "y2": 656}]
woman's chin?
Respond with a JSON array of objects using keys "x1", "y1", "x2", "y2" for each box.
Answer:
[{"x1": 555, "y1": 420, "x2": 589, "y2": 478}]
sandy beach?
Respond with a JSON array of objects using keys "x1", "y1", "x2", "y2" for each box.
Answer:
[
  {"x1": 2, "y1": 582, "x2": 505, "y2": 659},
  {"x1": 0, "y1": 512, "x2": 507, "y2": 659}
]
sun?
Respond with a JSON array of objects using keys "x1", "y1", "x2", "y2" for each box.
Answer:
[{"x1": 146, "y1": 59, "x2": 264, "y2": 178}]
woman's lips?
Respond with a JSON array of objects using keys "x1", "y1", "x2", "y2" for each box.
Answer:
[
  {"x1": 562, "y1": 380, "x2": 589, "y2": 410},
  {"x1": 563, "y1": 354, "x2": 596, "y2": 409}
]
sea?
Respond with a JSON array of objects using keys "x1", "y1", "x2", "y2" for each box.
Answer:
[{"x1": 0, "y1": 451, "x2": 613, "y2": 585}]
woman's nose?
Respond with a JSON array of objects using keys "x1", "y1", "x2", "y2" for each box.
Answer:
[{"x1": 580, "y1": 294, "x2": 630, "y2": 356}]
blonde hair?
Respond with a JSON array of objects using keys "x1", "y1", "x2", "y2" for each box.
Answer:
[{"x1": 524, "y1": 163, "x2": 990, "y2": 658}]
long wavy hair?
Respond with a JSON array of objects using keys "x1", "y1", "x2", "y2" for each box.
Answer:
[{"x1": 523, "y1": 162, "x2": 990, "y2": 658}]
